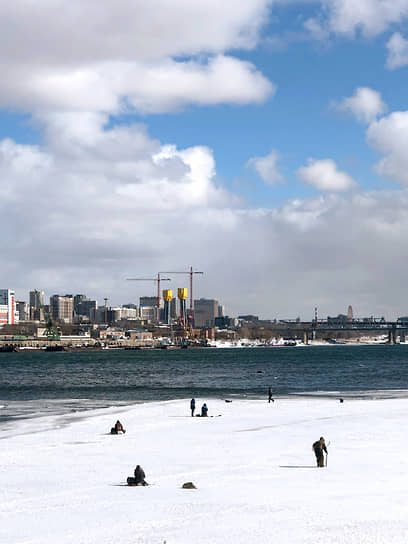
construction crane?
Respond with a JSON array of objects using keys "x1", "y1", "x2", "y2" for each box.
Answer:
[
  {"x1": 159, "y1": 267, "x2": 203, "y2": 327},
  {"x1": 104, "y1": 298, "x2": 108, "y2": 324},
  {"x1": 126, "y1": 273, "x2": 171, "y2": 323}
]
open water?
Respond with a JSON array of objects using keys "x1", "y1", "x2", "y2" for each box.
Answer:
[{"x1": 1, "y1": 345, "x2": 408, "y2": 423}]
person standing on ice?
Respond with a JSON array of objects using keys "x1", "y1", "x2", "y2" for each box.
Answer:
[
  {"x1": 312, "y1": 437, "x2": 328, "y2": 467},
  {"x1": 268, "y1": 387, "x2": 274, "y2": 403},
  {"x1": 190, "y1": 398, "x2": 196, "y2": 417}
]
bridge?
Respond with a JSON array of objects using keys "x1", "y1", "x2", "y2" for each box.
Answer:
[{"x1": 301, "y1": 321, "x2": 408, "y2": 345}]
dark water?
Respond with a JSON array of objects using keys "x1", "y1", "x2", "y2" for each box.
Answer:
[{"x1": 1, "y1": 345, "x2": 408, "y2": 422}]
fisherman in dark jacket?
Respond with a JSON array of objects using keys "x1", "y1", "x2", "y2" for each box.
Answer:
[
  {"x1": 190, "y1": 398, "x2": 196, "y2": 417},
  {"x1": 127, "y1": 464, "x2": 148, "y2": 486},
  {"x1": 312, "y1": 437, "x2": 328, "y2": 467},
  {"x1": 201, "y1": 403, "x2": 208, "y2": 417},
  {"x1": 134, "y1": 465, "x2": 147, "y2": 486}
]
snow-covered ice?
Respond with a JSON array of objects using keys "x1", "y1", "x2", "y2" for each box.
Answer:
[{"x1": 1, "y1": 397, "x2": 407, "y2": 543}]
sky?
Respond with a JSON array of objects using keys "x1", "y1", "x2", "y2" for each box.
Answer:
[{"x1": 2, "y1": 0, "x2": 408, "y2": 320}]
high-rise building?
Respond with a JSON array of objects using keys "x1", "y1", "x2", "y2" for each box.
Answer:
[
  {"x1": 0, "y1": 289, "x2": 18, "y2": 325},
  {"x1": 120, "y1": 307, "x2": 139, "y2": 320},
  {"x1": 16, "y1": 301, "x2": 29, "y2": 321},
  {"x1": 29, "y1": 289, "x2": 45, "y2": 320},
  {"x1": 74, "y1": 294, "x2": 87, "y2": 312},
  {"x1": 140, "y1": 296, "x2": 159, "y2": 323},
  {"x1": 347, "y1": 305, "x2": 353, "y2": 321},
  {"x1": 140, "y1": 296, "x2": 158, "y2": 307},
  {"x1": 73, "y1": 295, "x2": 98, "y2": 320},
  {"x1": 50, "y1": 295, "x2": 74, "y2": 323},
  {"x1": 139, "y1": 306, "x2": 157, "y2": 322},
  {"x1": 30, "y1": 289, "x2": 45, "y2": 310},
  {"x1": 194, "y1": 298, "x2": 219, "y2": 328}
]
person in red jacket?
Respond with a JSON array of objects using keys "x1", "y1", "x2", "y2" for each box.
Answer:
[{"x1": 111, "y1": 420, "x2": 126, "y2": 434}]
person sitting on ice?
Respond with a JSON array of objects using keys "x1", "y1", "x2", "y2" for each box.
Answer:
[
  {"x1": 312, "y1": 436, "x2": 327, "y2": 467},
  {"x1": 134, "y1": 465, "x2": 147, "y2": 485},
  {"x1": 127, "y1": 464, "x2": 148, "y2": 486},
  {"x1": 201, "y1": 403, "x2": 208, "y2": 417},
  {"x1": 110, "y1": 420, "x2": 126, "y2": 434}
]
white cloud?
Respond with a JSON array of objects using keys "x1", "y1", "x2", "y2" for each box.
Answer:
[
  {"x1": 2, "y1": 119, "x2": 408, "y2": 319},
  {"x1": 366, "y1": 111, "x2": 408, "y2": 185},
  {"x1": 247, "y1": 149, "x2": 284, "y2": 185},
  {"x1": 334, "y1": 87, "x2": 387, "y2": 124},
  {"x1": 3, "y1": 1, "x2": 408, "y2": 321},
  {"x1": 297, "y1": 158, "x2": 357, "y2": 191},
  {"x1": 0, "y1": 57, "x2": 275, "y2": 115},
  {"x1": 306, "y1": 0, "x2": 408, "y2": 38},
  {"x1": 0, "y1": 1, "x2": 270, "y2": 63},
  {"x1": 303, "y1": 18, "x2": 330, "y2": 40},
  {"x1": 0, "y1": 1, "x2": 275, "y2": 115},
  {"x1": 386, "y1": 32, "x2": 408, "y2": 69}
]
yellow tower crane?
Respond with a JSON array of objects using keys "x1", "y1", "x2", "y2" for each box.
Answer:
[{"x1": 159, "y1": 267, "x2": 203, "y2": 328}]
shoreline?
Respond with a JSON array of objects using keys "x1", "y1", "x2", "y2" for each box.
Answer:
[
  {"x1": 2, "y1": 388, "x2": 408, "y2": 428},
  {"x1": 1, "y1": 339, "x2": 407, "y2": 352}
]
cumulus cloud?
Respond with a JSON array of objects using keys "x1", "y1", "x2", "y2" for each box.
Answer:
[
  {"x1": 334, "y1": 87, "x2": 387, "y2": 124},
  {"x1": 247, "y1": 149, "x2": 284, "y2": 185},
  {"x1": 297, "y1": 158, "x2": 357, "y2": 192},
  {"x1": 0, "y1": 1, "x2": 269, "y2": 63},
  {"x1": 3, "y1": 0, "x2": 408, "y2": 321},
  {"x1": 1, "y1": 119, "x2": 408, "y2": 319},
  {"x1": 0, "y1": 57, "x2": 275, "y2": 115},
  {"x1": 0, "y1": 116, "x2": 237, "y2": 289},
  {"x1": 305, "y1": 0, "x2": 408, "y2": 38},
  {"x1": 386, "y1": 32, "x2": 408, "y2": 69},
  {"x1": 367, "y1": 111, "x2": 408, "y2": 185},
  {"x1": 0, "y1": 1, "x2": 275, "y2": 115}
]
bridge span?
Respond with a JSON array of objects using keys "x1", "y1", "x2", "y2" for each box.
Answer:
[{"x1": 301, "y1": 321, "x2": 408, "y2": 345}]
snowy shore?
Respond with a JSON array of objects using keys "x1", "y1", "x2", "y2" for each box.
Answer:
[{"x1": 1, "y1": 397, "x2": 407, "y2": 543}]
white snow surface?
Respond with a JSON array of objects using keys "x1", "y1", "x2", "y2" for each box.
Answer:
[{"x1": 1, "y1": 397, "x2": 407, "y2": 543}]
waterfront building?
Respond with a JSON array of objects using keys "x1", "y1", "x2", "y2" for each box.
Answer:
[
  {"x1": 215, "y1": 316, "x2": 235, "y2": 328},
  {"x1": 126, "y1": 330, "x2": 153, "y2": 340},
  {"x1": 238, "y1": 315, "x2": 259, "y2": 322},
  {"x1": 194, "y1": 298, "x2": 219, "y2": 328},
  {"x1": 50, "y1": 295, "x2": 74, "y2": 323},
  {"x1": 0, "y1": 289, "x2": 18, "y2": 325}
]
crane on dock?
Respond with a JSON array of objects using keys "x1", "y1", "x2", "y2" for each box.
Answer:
[
  {"x1": 126, "y1": 273, "x2": 171, "y2": 323},
  {"x1": 159, "y1": 267, "x2": 203, "y2": 327}
]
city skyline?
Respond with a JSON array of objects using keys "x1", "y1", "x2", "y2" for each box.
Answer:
[
  {"x1": 2, "y1": 284, "x2": 393, "y2": 326},
  {"x1": 2, "y1": 3, "x2": 408, "y2": 320}
]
